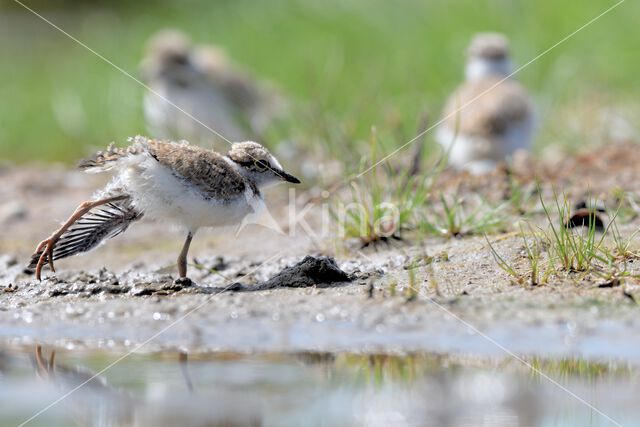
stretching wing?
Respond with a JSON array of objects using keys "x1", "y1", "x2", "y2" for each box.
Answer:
[{"x1": 27, "y1": 198, "x2": 142, "y2": 271}]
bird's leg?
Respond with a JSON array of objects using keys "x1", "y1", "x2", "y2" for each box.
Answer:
[
  {"x1": 175, "y1": 231, "x2": 194, "y2": 286},
  {"x1": 178, "y1": 351, "x2": 194, "y2": 394},
  {"x1": 35, "y1": 345, "x2": 48, "y2": 378},
  {"x1": 33, "y1": 195, "x2": 128, "y2": 281},
  {"x1": 34, "y1": 344, "x2": 55, "y2": 380}
]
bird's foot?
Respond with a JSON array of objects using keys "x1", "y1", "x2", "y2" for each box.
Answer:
[
  {"x1": 174, "y1": 277, "x2": 194, "y2": 286},
  {"x1": 33, "y1": 237, "x2": 58, "y2": 281}
]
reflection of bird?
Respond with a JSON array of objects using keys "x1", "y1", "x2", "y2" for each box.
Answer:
[
  {"x1": 178, "y1": 352, "x2": 194, "y2": 394},
  {"x1": 28, "y1": 136, "x2": 300, "y2": 284},
  {"x1": 437, "y1": 33, "x2": 535, "y2": 174},
  {"x1": 33, "y1": 345, "x2": 134, "y2": 426},
  {"x1": 140, "y1": 29, "x2": 284, "y2": 146},
  {"x1": 34, "y1": 345, "x2": 109, "y2": 391}
]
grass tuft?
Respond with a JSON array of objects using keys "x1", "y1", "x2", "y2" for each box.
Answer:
[{"x1": 488, "y1": 190, "x2": 640, "y2": 287}]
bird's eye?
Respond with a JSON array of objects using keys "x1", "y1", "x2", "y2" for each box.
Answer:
[
  {"x1": 169, "y1": 53, "x2": 189, "y2": 66},
  {"x1": 254, "y1": 159, "x2": 269, "y2": 171}
]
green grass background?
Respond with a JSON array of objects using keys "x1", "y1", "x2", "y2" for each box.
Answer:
[{"x1": 1, "y1": 0, "x2": 638, "y2": 163}]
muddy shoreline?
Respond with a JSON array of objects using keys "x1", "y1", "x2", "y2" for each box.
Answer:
[
  {"x1": 2, "y1": 154, "x2": 640, "y2": 362},
  {"x1": 2, "y1": 239, "x2": 639, "y2": 361}
]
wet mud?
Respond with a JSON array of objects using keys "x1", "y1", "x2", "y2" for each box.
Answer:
[{"x1": 2, "y1": 143, "x2": 640, "y2": 361}]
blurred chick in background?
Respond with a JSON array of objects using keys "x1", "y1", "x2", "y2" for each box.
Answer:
[
  {"x1": 140, "y1": 29, "x2": 285, "y2": 146},
  {"x1": 436, "y1": 33, "x2": 536, "y2": 174}
]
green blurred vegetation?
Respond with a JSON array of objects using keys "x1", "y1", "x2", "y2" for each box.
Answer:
[{"x1": 0, "y1": 0, "x2": 638, "y2": 163}]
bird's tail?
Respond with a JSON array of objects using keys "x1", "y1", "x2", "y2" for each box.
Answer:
[{"x1": 27, "y1": 196, "x2": 142, "y2": 271}]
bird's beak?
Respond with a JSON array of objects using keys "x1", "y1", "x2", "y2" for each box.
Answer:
[{"x1": 277, "y1": 169, "x2": 301, "y2": 184}]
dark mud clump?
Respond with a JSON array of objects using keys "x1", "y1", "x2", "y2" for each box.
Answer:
[{"x1": 246, "y1": 256, "x2": 352, "y2": 291}]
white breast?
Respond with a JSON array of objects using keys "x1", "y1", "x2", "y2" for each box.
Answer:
[{"x1": 436, "y1": 114, "x2": 535, "y2": 174}]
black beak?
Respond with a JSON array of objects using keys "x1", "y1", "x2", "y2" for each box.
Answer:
[{"x1": 277, "y1": 170, "x2": 301, "y2": 184}]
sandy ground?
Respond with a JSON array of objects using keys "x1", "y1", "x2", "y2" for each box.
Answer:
[{"x1": 2, "y1": 143, "x2": 640, "y2": 361}]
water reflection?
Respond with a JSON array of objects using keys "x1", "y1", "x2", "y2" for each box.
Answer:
[
  {"x1": 32, "y1": 344, "x2": 134, "y2": 426},
  {"x1": 0, "y1": 345, "x2": 637, "y2": 426}
]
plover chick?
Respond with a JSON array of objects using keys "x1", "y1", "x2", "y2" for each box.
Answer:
[
  {"x1": 28, "y1": 136, "x2": 300, "y2": 284},
  {"x1": 140, "y1": 29, "x2": 285, "y2": 146},
  {"x1": 436, "y1": 33, "x2": 535, "y2": 174}
]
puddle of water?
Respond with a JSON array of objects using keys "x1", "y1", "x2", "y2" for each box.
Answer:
[{"x1": 0, "y1": 346, "x2": 638, "y2": 427}]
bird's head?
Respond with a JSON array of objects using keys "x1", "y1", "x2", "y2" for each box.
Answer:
[
  {"x1": 140, "y1": 29, "x2": 199, "y2": 86},
  {"x1": 465, "y1": 33, "x2": 513, "y2": 81},
  {"x1": 227, "y1": 141, "x2": 301, "y2": 188}
]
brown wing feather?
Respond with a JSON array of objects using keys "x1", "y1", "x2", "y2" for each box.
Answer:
[
  {"x1": 442, "y1": 77, "x2": 532, "y2": 138},
  {"x1": 147, "y1": 141, "x2": 250, "y2": 201}
]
